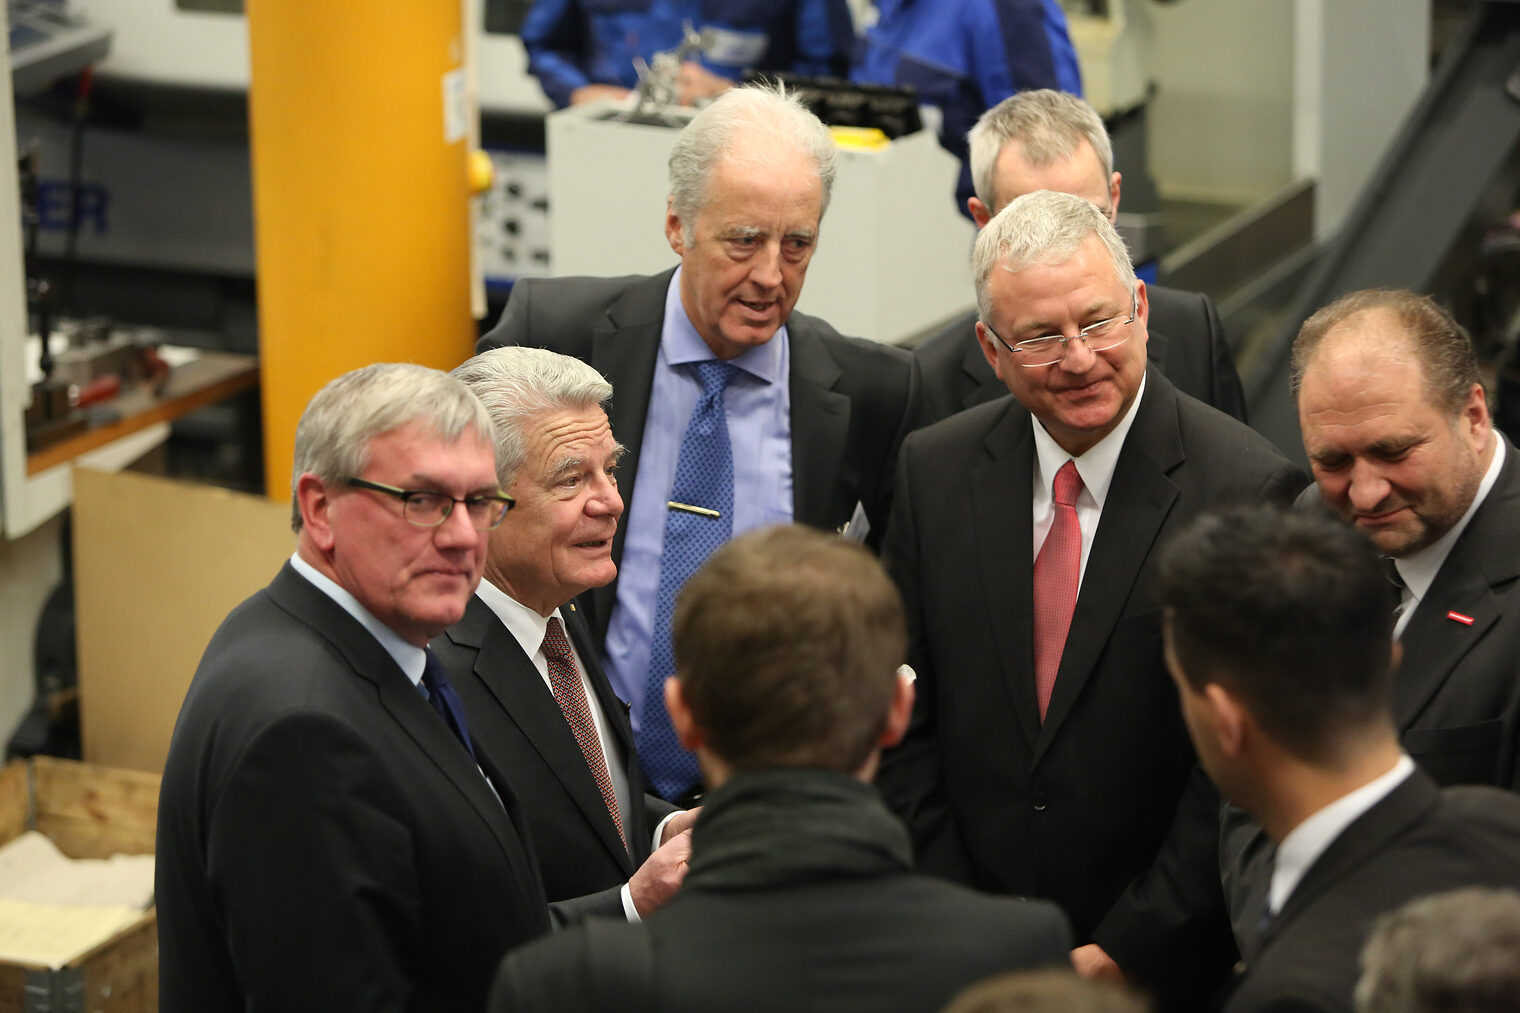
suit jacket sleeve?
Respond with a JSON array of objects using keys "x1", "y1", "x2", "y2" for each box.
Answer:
[
  {"x1": 206, "y1": 711, "x2": 424, "y2": 1011},
  {"x1": 873, "y1": 429, "x2": 977, "y2": 881},
  {"x1": 478, "y1": 282, "x2": 533, "y2": 354}
]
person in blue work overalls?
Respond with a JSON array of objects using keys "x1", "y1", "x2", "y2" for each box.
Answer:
[
  {"x1": 852, "y1": 0, "x2": 1083, "y2": 212},
  {"x1": 522, "y1": 0, "x2": 856, "y2": 108}
]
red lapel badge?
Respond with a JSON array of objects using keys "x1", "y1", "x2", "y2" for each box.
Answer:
[{"x1": 1446, "y1": 610, "x2": 1475, "y2": 626}]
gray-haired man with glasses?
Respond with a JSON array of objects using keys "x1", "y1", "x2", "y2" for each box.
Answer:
[
  {"x1": 157, "y1": 363, "x2": 625, "y2": 1013},
  {"x1": 877, "y1": 190, "x2": 1307, "y2": 1006}
]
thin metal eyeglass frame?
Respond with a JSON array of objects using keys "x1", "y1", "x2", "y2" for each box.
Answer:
[{"x1": 985, "y1": 288, "x2": 1139, "y2": 368}]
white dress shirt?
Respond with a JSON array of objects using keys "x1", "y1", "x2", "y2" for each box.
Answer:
[
  {"x1": 1390, "y1": 437, "x2": 1506, "y2": 639},
  {"x1": 1268, "y1": 754, "x2": 1416, "y2": 915},
  {"x1": 1030, "y1": 375, "x2": 1148, "y2": 591}
]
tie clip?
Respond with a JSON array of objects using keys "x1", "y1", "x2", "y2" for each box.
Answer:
[{"x1": 668, "y1": 500, "x2": 721, "y2": 518}]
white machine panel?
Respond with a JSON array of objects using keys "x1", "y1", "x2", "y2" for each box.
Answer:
[{"x1": 546, "y1": 101, "x2": 976, "y2": 347}]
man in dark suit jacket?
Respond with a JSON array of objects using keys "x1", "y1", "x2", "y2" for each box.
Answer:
[
  {"x1": 912, "y1": 89, "x2": 1246, "y2": 427},
  {"x1": 491, "y1": 526, "x2": 1072, "y2": 1013},
  {"x1": 477, "y1": 84, "x2": 913, "y2": 801},
  {"x1": 1156, "y1": 505, "x2": 1520, "y2": 1013},
  {"x1": 156, "y1": 364, "x2": 553, "y2": 1011},
  {"x1": 875, "y1": 191, "x2": 1306, "y2": 998},
  {"x1": 1206, "y1": 288, "x2": 1520, "y2": 964},
  {"x1": 436, "y1": 347, "x2": 693, "y2": 908}
]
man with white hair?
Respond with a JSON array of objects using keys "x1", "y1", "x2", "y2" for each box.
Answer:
[
  {"x1": 437, "y1": 347, "x2": 696, "y2": 912},
  {"x1": 478, "y1": 83, "x2": 914, "y2": 805},
  {"x1": 913, "y1": 89, "x2": 1246, "y2": 425},
  {"x1": 877, "y1": 190, "x2": 1304, "y2": 1001}
]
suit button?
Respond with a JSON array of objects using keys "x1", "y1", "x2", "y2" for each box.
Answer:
[{"x1": 1031, "y1": 794, "x2": 1048, "y2": 812}]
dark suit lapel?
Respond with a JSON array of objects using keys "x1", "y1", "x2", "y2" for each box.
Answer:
[
  {"x1": 1260, "y1": 772, "x2": 1439, "y2": 950},
  {"x1": 465, "y1": 599, "x2": 635, "y2": 868},
  {"x1": 586, "y1": 271, "x2": 670, "y2": 639},
  {"x1": 266, "y1": 566, "x2": 541, "y2": 898},
  {"x1": 1394, "y1": 441, "x2": 1520, "y2": 729},
  {"x1": 961, "y1": 333, "x2": 1005, "y2": 412},
  {"x1": 788, "y1": 321, "x2": 853, "y2": 528},
  {"x1": 1036, "y1": 374, "x2": 1181, "y2": 758},
  {"x1": 971, "y1": 403, "x2": 1042, "y2": 749}
]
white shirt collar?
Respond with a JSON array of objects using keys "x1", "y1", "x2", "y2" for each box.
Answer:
[
  {"x1": 1030, "y1": 373, "x2": 1147, "y2": 508},
  {"x1": 474, "y1": 578, "x2": 565, "y2": 659},
  {"x1": 1393, "y1": 435, "x2": 1506, "y2": 609},
  {"x1": 288, "y1": 552, "x2": 428, "y2": 686},
  {"x1": 1268, "y1": 754, "x2": 1416, "y2": 914}
]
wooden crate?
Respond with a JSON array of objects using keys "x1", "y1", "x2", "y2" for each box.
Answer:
[{"x1": 0, "y1": 757, "x2": 159, "y2": 1013}]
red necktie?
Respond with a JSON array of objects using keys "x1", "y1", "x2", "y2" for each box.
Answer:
[
  {"x1": 542, "y1": 617, "x2": 626, "y2": 848},
  {"x1": 1033, "y1": 460, "x2": 1084, "y2": 722}
]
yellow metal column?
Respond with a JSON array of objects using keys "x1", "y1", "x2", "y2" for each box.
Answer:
[{"x1": 248, "y1": 0, "x2": 477, "y2": 498}]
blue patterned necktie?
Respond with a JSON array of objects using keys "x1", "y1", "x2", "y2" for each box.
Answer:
[
  {"x1": 420, "y1": 648, "x2": 476, "y2": 761},
  {"x1": 638, "y1": 360, "x2": 738, "y2": 800}
]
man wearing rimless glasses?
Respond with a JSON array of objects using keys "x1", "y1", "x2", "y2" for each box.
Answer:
[{"x1": 877, "y1": 190, "x2": 1307, "y2": 1008}]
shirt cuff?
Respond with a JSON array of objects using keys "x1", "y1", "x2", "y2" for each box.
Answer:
[
  {"x1": 620, "y1": 882, "x2": 641, "y2": 923},
  {"x1": 651, "y1": 809, "x2": 682, "y2": 851}
]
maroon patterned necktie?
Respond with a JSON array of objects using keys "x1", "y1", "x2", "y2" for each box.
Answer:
[{"x1": 542, "y1": 617, "x2": 626, "y2": 847}]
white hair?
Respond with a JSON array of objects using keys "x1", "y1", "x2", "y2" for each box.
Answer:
[
  {"x1": 667, "y1": 81, "x2": 837, "y2": 245},
  {"x1": 451, "y1": 346, "x2": 613, "y2": 486},
  {"x1": 972, "y1": 189, "x2": 1136, "y2": 326},
  {"x1": 290, "y1": 363, "x2": 493, "y2": 532}
]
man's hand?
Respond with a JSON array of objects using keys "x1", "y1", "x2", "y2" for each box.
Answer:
[
  {"x1": 661, "y1": 806, "x2": 701, "y2": 844},
  {"x1": 569, "y1": 83, "x2": 631, "y2": 106},
  {"x1": 628, "y1": 828, "x2": 692, "y2": 917},
  {"x1": 676, "y1": 61, "x2": 732, "y2": 105},
  {"x1": 1071, "y1": 943, "x2": 1126, "y2": 982}
]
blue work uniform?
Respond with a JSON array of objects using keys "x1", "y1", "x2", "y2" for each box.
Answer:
[
  {"x1": 522, "y1": 0, "x2": 856, "y2": 109},
  {"x1": 853, "y1": 0, "x2": 1083, "y2": 210}
]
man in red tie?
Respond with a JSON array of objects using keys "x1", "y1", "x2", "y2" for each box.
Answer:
[
  {"x1": 877, "y1": 189, "x2": 1306, "y2": 1006},
  {"x1": 435, "y1": 347, "x2": 697, "y2": 914}
]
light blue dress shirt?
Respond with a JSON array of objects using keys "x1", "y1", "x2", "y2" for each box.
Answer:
[{"x1": 603, "y1": 268, "x2": 793, "y2": 728}]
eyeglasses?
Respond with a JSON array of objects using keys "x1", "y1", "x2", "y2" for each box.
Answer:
[
  {"x1": 986, "y1": 289, "x2": 1138, "y2": 367},
  {"x1": 343, "y1": 477, "x2": 515, "y2": 529}
]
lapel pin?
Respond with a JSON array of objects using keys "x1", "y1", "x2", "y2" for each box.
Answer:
[{"x1": 1446, "y1": 610, "x2": 1475, "y2": 626}]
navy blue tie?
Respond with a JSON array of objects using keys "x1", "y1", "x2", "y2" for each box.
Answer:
[
  {"x1": 638, "y1": 360, "x2": 738, "y2": 800},
  {"x1": 420, "y1": 649, "x2": 476, "y2": 761}
]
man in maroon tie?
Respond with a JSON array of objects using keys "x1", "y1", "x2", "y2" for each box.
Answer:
[
  {"x1": 435, "y1": 346, "x2": 696, "y2": 914},
  {"x1": 877, "y1": 189, "x2": 1306, "y2": 1007}
]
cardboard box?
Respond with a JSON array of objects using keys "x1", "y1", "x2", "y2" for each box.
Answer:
[{"x1": 0, "y1": 757, "x2": 159, "y2": 1013}]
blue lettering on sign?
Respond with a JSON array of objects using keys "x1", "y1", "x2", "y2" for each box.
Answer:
[{"x1": 36, "y1": 180, "x2": 110, "y2": 234}]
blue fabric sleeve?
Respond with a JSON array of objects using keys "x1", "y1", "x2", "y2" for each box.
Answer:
[
  {"x1": 793, "y1": 0, "x2": 857, "y2": 78},
  {"x1": 521, "y1": 0, "x2": 595, "y2": 108}
]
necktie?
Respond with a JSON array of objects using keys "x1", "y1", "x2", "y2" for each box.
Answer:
[
  {"x1": 1382, "y1": 556, "x2": 1408, "y2": 628},
  {"x1": 420, "y1": 649, "x2": 476, "y2": 760},
  {"x1": 638, "y1": 360, "x2": 738, "y2": 800},
  {"x1": 543, "y1": 616, "x2": 626, "y2": 848},
  {"x1": 1033, "y1": 460, "x2": 1084, "y2": 722}
]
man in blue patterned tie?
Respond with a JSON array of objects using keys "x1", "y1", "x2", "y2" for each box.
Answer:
[{"x1": 477, "y1": 83, "x2": 915, "y2": 802}]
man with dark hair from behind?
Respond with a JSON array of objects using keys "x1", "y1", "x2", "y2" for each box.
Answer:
[
  {"x1": 490, "y1": 525, "x2": 1071, "y2": 1013},
  {"x1": 1158, "y1": 506, "x2": 1520, "y2": 1013},
  {"x1": 1355, "y1": 887, "x2": 1520, "y2": 1013},
  {"x1": 942, "y1": 969, "x2": 1151, "y2": 1013}
]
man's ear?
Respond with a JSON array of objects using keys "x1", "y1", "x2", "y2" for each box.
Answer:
[
  {"x1": 664, "y1": 199, "x2": 686, "y2": 257},
  {"x1": 296, "y1": 473, "x2": 337, "y2": 553},
  {"x1": 1107, "y1": 171, "x2": 1122, "y2": 221},
  {"x1": 665, "y1": 677, "x2": 702, "y2": 751},
  {"x1": 879, "y1": 669, "x2": 916, "y2": 748},
  {"x1": 1204, "y1": 682, "x2": 1249, "y2": 758},
  {"x1": 975, "y1": 320, "x2": 1008, "y2": 386},
  {"x1": 968, "y1": 196, "x2": 993, "y2": 229}
]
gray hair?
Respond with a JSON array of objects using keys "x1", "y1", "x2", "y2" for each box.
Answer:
[
  {"x1": 451, "y1": 346, "x2": 613, "y2": 486},
  {"x1": 290, "y1": 363, "x2": 494, "y2": 532},
  {"x1": 667, "y1": 81, "x2": 837, "y2": 246},
  {"x1": 972, "y1": 189, "x2": 1136, "y2": 326},
  {"x1": 1356, "y1": 887, "x2": 1520, "y2": 1013},
  {"x1": 968, "y1": 89, "x2": 1114, "y2": 211}
]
